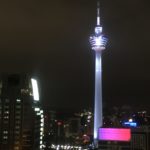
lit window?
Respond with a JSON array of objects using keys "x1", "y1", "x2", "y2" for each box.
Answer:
[
  {"x1": 35, "y1": 107, "x2": 40, "y2": 112},
  {"x1": 40, "y1": 128, "x2": 44, "y2": 131},
  {"x1": 5, "y1": 111, "x2": 9, "y2": 114},
  {"x1": 21, "y1": 89, "x2": 29, "y2": 94},
  {"x1": 3, "y1": 131, "x2": 8, "y2": 134},
  {"x1": 3, "y1": 136, "x2": 8, "y2": 139},
  {"x1": 4, "y1": 116, "x2": 9, "y2": 119},
  {"x1": 14, "y1": 146, "x2": 19, "y2": 150},
  {"x1": 16, "y1": 99, "x2": 21, "y2": 102}
]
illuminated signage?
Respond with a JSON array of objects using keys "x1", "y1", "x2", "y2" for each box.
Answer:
[
  {"x1": 123, "y1": 122, "x2": 137, "y2": 127},
  {"x1": 99, "y1": 128, "x2": 131, "y2": 141}
]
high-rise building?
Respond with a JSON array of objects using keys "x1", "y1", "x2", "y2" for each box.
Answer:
[
  {"x1": 43, "y1": 110, "x2": 57, "y2": 148},
  {"x1": 0, "y1": 74, "x2": 44, "y2": 150},
  {"x1": 89, "y1": 1, "x2": 107, "y2": 146},
  {"x1": 131, "y1": 126, "x2": 150, "y2": 150}
]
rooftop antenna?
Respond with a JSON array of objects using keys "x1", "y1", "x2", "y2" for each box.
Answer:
[{"x1": 97, "y1": 1, "x2": 100, "y2": 26}]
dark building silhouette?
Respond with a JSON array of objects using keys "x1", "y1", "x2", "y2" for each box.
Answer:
[
  {"x1": 43, "y1": 110, "x2": 57, "y2": 148},
  {"x1": 0, "y1": 74, "x2": 44, "y2": 150}
]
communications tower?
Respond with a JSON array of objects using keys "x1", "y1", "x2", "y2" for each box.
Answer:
[{"x1": 89, "y1": 1, "x2": 108, "y2": 146}]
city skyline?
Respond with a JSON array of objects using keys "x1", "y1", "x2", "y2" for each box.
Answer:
[{"x1": 0, "y1": 0, "x2": 150, "y2": 110}]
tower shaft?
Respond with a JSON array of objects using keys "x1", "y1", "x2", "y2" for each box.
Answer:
[{"x1": 94, "y1": 51, "x2": 102, "y2": 144}]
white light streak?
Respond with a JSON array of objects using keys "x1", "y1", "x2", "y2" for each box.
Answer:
[{"x1": 31, "y1": 78, "x2": 39, "y2": 101}]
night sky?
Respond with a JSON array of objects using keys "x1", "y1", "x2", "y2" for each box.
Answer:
[{"x1": 0, "y1": 0, "x2": 150, "y2": 111}]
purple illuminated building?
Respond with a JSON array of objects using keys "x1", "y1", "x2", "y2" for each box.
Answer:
[{"x1": 89, "y1": 1, "x2": 107, "y2": 146}]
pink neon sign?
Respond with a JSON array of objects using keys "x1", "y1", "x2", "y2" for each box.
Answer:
[{"x1": 99, "y1": 128, "x2": 131, "y2": 141}]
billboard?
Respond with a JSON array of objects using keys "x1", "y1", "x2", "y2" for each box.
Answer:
[{"x1": 99, "y1": 128, "x2": 131, "y2": 141}]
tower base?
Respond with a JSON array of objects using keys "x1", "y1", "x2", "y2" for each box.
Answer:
[{"x1": 93, "y1": 139, "x2": 99, "y2": 149}]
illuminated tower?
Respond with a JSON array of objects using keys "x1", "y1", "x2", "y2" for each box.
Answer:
[{"x1": 89, "y1": 1, "x2": 107, "y2": 145}]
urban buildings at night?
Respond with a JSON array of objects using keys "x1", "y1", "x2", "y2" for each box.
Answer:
[
  {"x1": 0, "y1": 74, "x2": 149, "y2": 150},
  {"x1": 0, "y1": 74, "x2": 44, "y2": 150},
  {"x1": 99, "y1": 108, "x2": 150, "y2": 149},
  {"x1": 43, "y1": 107, "x2": 150, "y2": 149},
  {"x1": 43, "y1": 109, "x2": 93, "y2": 149}
]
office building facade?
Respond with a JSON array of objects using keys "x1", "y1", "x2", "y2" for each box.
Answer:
[{"x1": 0, "y1": 74, "x2": 44, "y2": 150}]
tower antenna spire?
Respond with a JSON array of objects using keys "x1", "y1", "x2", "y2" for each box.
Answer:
[{"x1": 97, "y1": 1, "x2": 100, "y2": 26}]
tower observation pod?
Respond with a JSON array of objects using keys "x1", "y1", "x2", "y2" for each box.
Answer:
[{"x1": 89, "y1": 1, "x2": 108, "y2": 147}]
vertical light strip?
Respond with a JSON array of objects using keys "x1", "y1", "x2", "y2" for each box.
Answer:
[{"x1": 31, "y1": 78, "x2": 39, "y2": 101}]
